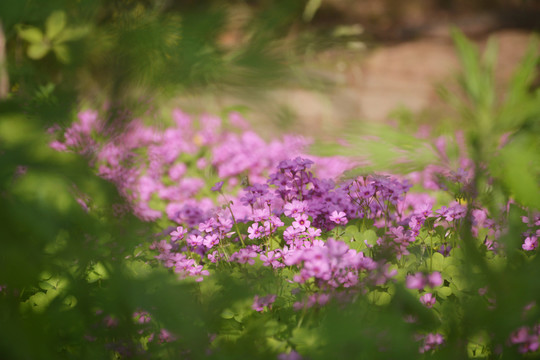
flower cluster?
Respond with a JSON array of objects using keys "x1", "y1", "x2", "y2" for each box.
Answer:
[
  {"x1": 416, "y1": 333, "x2": 445, "y2": 354},
  {"x1": 509, "y1": 324, "x2": 540, "y2": 354},
  {"x1": 521, "y1": 214, "x2": 540, "y2": 251},
  {"x1": 48, "y1": 108, "x2": 540, "y2": 358},
  {"x1": 50, "y1": 109, "x2": 354, "y2": 222}
]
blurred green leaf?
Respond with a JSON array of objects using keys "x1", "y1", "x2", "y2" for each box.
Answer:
[
  {"x1": 17, "y1": 25, "x2": 43, "y2": 43},
  {"x1": 45, "y1": 10, "x2": 66, "y2": 40},
  {"x1": 27, "y1": 42, "x2": 49, "y2": 59},
  {"x1": 303, "y1": 0, "x2": 322, "y2": 22},
  {"x1": 496, "y1": 141, "x2": 540, "y2": 209},
  {"x1": 54, "y1": 25, "x2": 89, "y2": 43},
  {"x1": 52, "y1": 43, "x2": 69, "y2": 63}
]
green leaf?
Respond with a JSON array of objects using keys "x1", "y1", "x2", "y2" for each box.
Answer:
[
  {"x1": 303, "y1": 0, "x2": 322, "y2": 22},
  {"x1": 349, "y1": 239, "x2": 366, "y2": 252},
  {"x1": 431, "y1": 252, "x2": 445, "y2": 272},
  {"x1": 443, "y1": 265, "x2": 460, "y2": 279},
  {"x1": 45, "y1": 10, "x2": 66, "y2": 39},
  {"x1": 27, "y1": 42, "x2": 50, "y2": 59},
  {"x1": 451, "y1": 275, "x2": 467, "y2": 291},
  {"x1": 87, "y1": 262, "x2": 108, "y2": 283},
  {"x1": 221, "y1": 309, "x2": 235, "y2": 319},
  {"x1": 437, "y1": 286, "x2": 452, "y2": 298},
  {"x1": 290, "y1": 327, "x2": 319, "y2": 353},
  {"x1": 344, "y1": 225, "x2": 361, "y2": 239},
  {"x1": 125, "y1": 260, "x2": 151, "y2": 278},
  {"x1": 17, "y1": 26, "x2": 43, "y2": 43},
  {"x1": 55, "y1": 26, "x2": 90, "y2": 43},
  {"x1": 495, "y1": 141, "x2": 540, "y2": 209},
  {"x1": 362, "y1": 229, "x2": 378, "y2": 246},
  {"x1": 367, "y1": 290, "x2": 391, "y2": 306},
  {"x1": 333, "y1": 24, "x2": 364, "y2": 37}
]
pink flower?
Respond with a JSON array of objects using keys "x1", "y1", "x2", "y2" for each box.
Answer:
[
  {"x1": 420, "y1": 293, "x2": 436, "y2": 308},
  {"x1": 187, "y1": 234, "x2": 204, "y2": 247},
  {"x1": 170, "y1": 226, "x2": 187, "y2": 241},
  {"x1": 252, "y1": 294, "x2": 277, "y2": 312},
  {"x1": 248, "y1": 223, "x2": 264, "y2": 239},
  {"x1": 406, "y1": 273, "x2": 426, "y2": 290},
  {"x1": 406, "y1": 272, "x2": 442, "y2": 291},
  {"x1": 292, "y1": 213, "x2": 310, "y2": 231},
  {"x1": 427, "y1": 272, "x2": 443, "y2": 287},
  {"x1": 522, "y1": 236, "x2": 538, "y2": 251},
  {"x1": 329, "y1": 210, "x2": 348, "y2": 225},
  {"x1": 418, "y1": 333, "x2": 445, "y2": 353}
]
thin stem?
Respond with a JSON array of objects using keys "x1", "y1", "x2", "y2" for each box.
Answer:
[{"x1": 220, "y1": 192, "x2": 246, "y2": 247}]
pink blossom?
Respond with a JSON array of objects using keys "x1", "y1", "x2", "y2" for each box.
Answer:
[
  {"x1": 420, "y1": 293, "x2": 436, "y2": 308},
  {"x1": 329, "y1": 210, "x2": 348, "y2": 225},
  {"x1": 522, "y1": 236, "x2": 538, "y2": 251}
]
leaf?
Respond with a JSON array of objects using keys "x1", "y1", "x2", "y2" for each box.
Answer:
[
  {"x1": 53, "y1": 44, "x2": 70, "y2": 64},
  {"x1": 333, "y1": 24, "x2": 363, "y2": 37},
  {"x1": 344, "y1": 225, "x2": 361, "y2": 239},
  {"x1": 45, "y1": 10, "x2": 66, "y2": 40},
  {"x1": 125, "y1": 260, "x2": 151, "y2": 278},
  {"x1": 313, "y1": 122, "x2": 439, "y2": 174},
  {"x1": 497, "y1": 142, "x2": 540, "y2": 209},
  {"x1": 443, "y1": 265, "x2": 460, "y2": 279},
  {"x1": 17, "y1": 26, "x2": 43, "y2": 43},
  {"x1": 290, "y1": 327, "x2": 319, "y2": 353},
  {"x1": 302, "y1": 0, "x2": 322, "y2": 22},
  {"x1": 87, "y1": 262, "x2": 108, "y2": 283},
  {"x1": 55, "y1": 26, "x2": 90, "y2": 43},
  {"x1": 367, "y1": 290, "x2": 391, "y2": 306},
  {"x1": 362, "y1": 229, "x2": 378, "y2": 246},
  {"x1": 437, "y1": 286, "x2": 452, "y2": 298},
  {"x1": 431, "y1": 252, "x2": 445, "y2": 272},
  {"x1": 27, "y1": 43, "x2": 50, "y2": 59},
  {"x1": 451, "y1": 275, "x2": 467, "y2": 291},
  {"x1": 220, "y1": 309, "x2": 234, "y2": 319},
  {"x1": 349, "y1": 239, "x2": 366, "y2": 252}
]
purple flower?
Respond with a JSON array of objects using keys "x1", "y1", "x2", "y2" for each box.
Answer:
[
  {"x1": 252, "y1": 294, "x2": 277, "y2": 312},
  {"x1": 187, "y1": 234, "x2": 204, "y2": 247},
  {"x1": 211, "y1": 181, "x2": 224, "y2": 192},
  {"x1": 170, "y1": 226, "x2": 187, "y2": 241},
  {"x1": 203, "y1": 234, "x2": 219, "y2": 249},
  {"x1": 260, "y1": 251, "x2": 283, "y2": 268},
  {"x1": 278, "y1": 350, "x2": 303, "y2": 360},
  {"x1": 284, "y1": 200, "x2": 308, "y2": 218}
]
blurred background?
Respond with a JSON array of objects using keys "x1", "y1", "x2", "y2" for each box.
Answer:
[{"x1": 1, "y1": 0, "x2": 539, "y2": 137}]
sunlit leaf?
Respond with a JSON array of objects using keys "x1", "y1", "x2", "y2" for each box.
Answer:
[
  {"x1": 17, "y1": 26, "x2": 43, "y2": 43},
  {"x1": 27, "y1": 42, "x2": 50, "y2": 59}
]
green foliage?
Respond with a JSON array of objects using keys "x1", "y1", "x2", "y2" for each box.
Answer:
[
  {"x1": 16, "y1": 10, "x2": 89, "y2": 62},
  {"x1": 0, "y1": 1, "x2": 306, "y2": 359}
]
